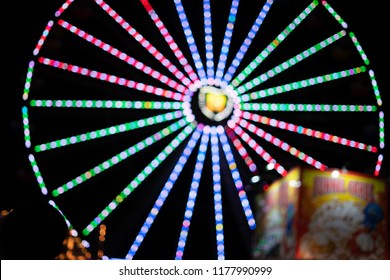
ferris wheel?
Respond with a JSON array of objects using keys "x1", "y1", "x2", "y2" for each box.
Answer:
[{"x1": 21, "y1": 0, "x2": 385, "y2": 259}]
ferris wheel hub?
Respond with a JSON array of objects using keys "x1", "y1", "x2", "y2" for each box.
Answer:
[{"x1": 198, "y1": 85, "x2": 236, "y2": 122}]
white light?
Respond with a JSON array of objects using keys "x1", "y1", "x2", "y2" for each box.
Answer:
[
  {"x1": 251, "y1": 175, "x2": 260, "y2": 183},
  {"x1": 289, "y1": 180, "x2": 301, "y2": 188},
  {"x1": 266, "y1": 163, "x2": 275, "y2": 170},
  {"x1": 331, "y1": 170, "x2": 340, "y2": 178}
]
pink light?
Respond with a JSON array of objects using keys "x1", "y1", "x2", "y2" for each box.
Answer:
[
  {"x1": 225, "y1": 126, "x2": 258, "y2": 174},
  {"x1": 228, "y1": 122, "x2": 287, "y2": 176},
  {"x1": 33, "y1": 21, "x2": 54, "y2": 56},
  {"x1": 55, "y1": 0, "x2": 76, "y2": 17},
  {"x1": 140, "y1": 0, "x2": 153, "y2": 13},
  {"x1": 240, "y1": 111, "x2": 378, "y2": 153},
  {"x1": 237, "y1": 118, "x2": 327, "y2": 171},
  {"x1": 58, "y1": 19, "x2": 187, "y2": 94},
  {"x1": 95, "y1": 0, "x2": 194, "y2": 90},
  {"x1": 139, "y1": 0, "x2": 201, "y2": 85},
  {"x1": 38, "y1": 57, "x2": 188, "y2": 102}
]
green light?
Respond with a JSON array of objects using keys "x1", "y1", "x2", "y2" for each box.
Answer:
[
  {"x1": 35, "y1": 111, "x2": 183, "y2": 152},
  {"x1": 52, "y1": 118, "x2": 190, "y2": 197},
  {"x1": 30, "y1": 99, "x2": 183, "y2": 110},
  {"x1": 23, "y1": 62, "x2": 35, "y2": 101},
  {"x1": 349, "y1": 32, "x2": 370, "y2": 66},
  {"x1": 240, "y1": 66, "x2": 367, "y2": 102},
  {"x1": 230, "y1": 0, "x2": 318, "y2": 88},
  {"x1": 368, "y1": 70, "x2": 383, "y2": 106},
  {"x1": 48, "y1": 200, "x2": 73, "y2": 230},
  {"x1": 237, "y1": 31, "x2": 346, "y2": 94},
  {"x1": 22, "y1": 106, "x2": 31, "y2": 148},
  {"x1": 28, "y1": 154, "x2": 47, "y2": 195},
  {"x1": 322, "y1": 1, "x2": 348, "y2": 29},
  {"x1": 240, "y1": 103, "x2": 377, "y2": 112},
  {"x1": 82, "y1": 123, "x2": 197, "y2": 235}
]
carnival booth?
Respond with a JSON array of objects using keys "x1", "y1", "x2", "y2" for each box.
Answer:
[{"x1": 253, "y1": 166, "x2": 389, "y2": 260}]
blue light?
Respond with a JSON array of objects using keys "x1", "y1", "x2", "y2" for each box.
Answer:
[
  {"x1": 223, "y1": 0, "x2": 275, "y2": 84},
  {"x1": 175, "y1": 127, "x2": 210, "y2": 260},
  {"x1": 211, "y1": 127, "x2": 225, "y2": 260},
  {"x1": 173, "y1": 0, "x2": 207, "y2": 83},
  {"x1": 126, "y1": 125, "x2": 203, "y2": 259},
  {"x1": 204, "y1": 0, "x2": 214, "y2": 79},
  {"x1": 215, "y1": 0, "x2": 240, "y2": 81},
  {"x1": 217, "y1": 127, "x2": 256, "y2": 230}
]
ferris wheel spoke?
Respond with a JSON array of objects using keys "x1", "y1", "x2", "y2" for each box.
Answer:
[
  {"x1": 172, "y1": 0, "x2": 207, "y2": 83},
  {"x1": 239, "y1": 66, "x2": 366, "y2": 102},
  {"x1": 203, "y1": 0, "x2": 214, "y2": 80},
  {"x1": 228, "y1": 1, "x2": 318, "y2": 88},
  {"x1": 58, "y1": 20, "x2": 188, "y2": 94},
  {"x1": 214, "y1": 0, "x2": 240, "y2": 84},
  {"x1": 211, "y1": 127, "x2": 225, "y2": 260},
  {"x1": 222, "y1": 0, "x2": 275, "y2": 84},
  {"x1": 82, "y1": 122, "x2": 198, "y2": 237},
  {"x1": 51, "y1": 118, "x2": 190, "y2": 197},
  {"x1": 225, "y1": 126, "x2": 258, "y2": 175},
  {"x1": 175, "y1": 127, "x2": 210, "y2": 260},
  {"x1": 240, "y1": 102, "x2": 377, "y2": 112},
  {"x1": 227, "y1": 120, "x2": 288, "y2": 177},
  {"x1": 239, "y1": 110, "x2": 379, "y2": 153},
  {"x1": 140, "y1": 0, "x2": 202, "y2": 87},
  {"x1": 38, "y1": 57, "x2": 189, "y2": 102},
  {"x1": 236, "y1": 118, "x2": 328, "y2": 170},
  {"x1": 93, "y1": 0, "x2": 195, "y2": 92},
  {"x1": 236, "y1": 30, "x2": 347, "y2": 95},
  {"x1": 30, "y1": 99, "x2": 184, "y2": 110},
  {"x1": 126, "y1": 124, "x2": 203, "y2": 259},
  {"x1": 33, "y1": 110, "x2": 184, "y2": 152},
  {"x1": 217, "y1": 126, "x2": 256, "y2": 229}
]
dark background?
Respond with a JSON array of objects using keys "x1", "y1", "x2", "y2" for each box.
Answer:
[{"x1": 3, "y1": 0, "x2": 390, "y2": 259}]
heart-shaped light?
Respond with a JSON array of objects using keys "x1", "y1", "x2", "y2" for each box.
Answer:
[{"x1": 198, "y1": 86, "x2": 234, "y2": 122}]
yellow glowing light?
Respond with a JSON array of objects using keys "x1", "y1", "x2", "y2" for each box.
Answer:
[{"x1": 205, "y1": 91, "x2": 228, "y2": 113}]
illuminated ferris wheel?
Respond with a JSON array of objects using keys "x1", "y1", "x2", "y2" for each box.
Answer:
[{"x1": 21, "y1": 0, "x2": 385, "y2": 259}]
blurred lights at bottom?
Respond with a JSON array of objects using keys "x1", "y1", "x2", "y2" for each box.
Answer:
[
  {"x1": 331, "y1": 170, "x2": 340, "y2": 178},
  {"x1": 251, "y1": 175, "x2": 261, "y2": 184}
]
